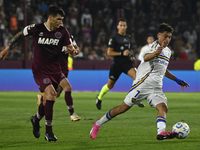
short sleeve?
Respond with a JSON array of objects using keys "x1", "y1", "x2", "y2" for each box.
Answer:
[
  {"x1": 23, "y1": 24, "x2": 36, "y2": 36},
  {"x1": 108, "y1": 37, "x2": 115, "y2": 48},
  {"x1": 146, "y1": 42, "x2": 159, "y2": 54}
]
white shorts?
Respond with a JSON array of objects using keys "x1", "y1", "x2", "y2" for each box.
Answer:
[{"x1": 124, "y1": 83, "x2": 167, "y2": 108}]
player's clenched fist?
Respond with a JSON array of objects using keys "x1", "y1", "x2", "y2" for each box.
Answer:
[
  {"x1": 155, "y1": 42, "x2": 164, "y2": 56},
  {"x1": 123, "y1": 49, "x2": 130, "y2": 56}
]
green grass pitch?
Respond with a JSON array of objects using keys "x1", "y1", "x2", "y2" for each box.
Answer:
[{"x1": 0, "y1": 91, "x2": 200, "y2": 150}]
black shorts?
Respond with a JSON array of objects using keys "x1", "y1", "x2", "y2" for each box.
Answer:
[{"x1": 109, "y1": 61, "x2": 134, "y2": 81}]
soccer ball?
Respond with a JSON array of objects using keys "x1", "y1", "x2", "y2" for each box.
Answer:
[{"x1": 172, "y1": 122, "x2": 190, "y2": 139}]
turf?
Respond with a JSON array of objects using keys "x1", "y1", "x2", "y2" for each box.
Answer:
[{"x1": 0, "y1": 91, "x2": 199, "y2": 150}]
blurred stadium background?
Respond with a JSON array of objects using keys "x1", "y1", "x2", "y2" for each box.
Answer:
[
  {"x1": 0, "y1": 0, "x2": 199, "y2": 68},
  {"x1": 0, "y1": 0, "x2": 200, "y2": 91}
]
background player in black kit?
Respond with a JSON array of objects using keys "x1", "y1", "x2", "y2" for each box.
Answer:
[{"x1": 96, "y1": 18, "x2": 145, "y2": 110}]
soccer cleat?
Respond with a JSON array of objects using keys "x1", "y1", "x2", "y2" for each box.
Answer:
[
  {"x1": 157, "y1": 131, "x2": 178, "y2": 140},
  {"x1": 90, "y1": 120, "x2": 101, "y2": 139},
  {"x1": 137, "y1": 102, "x2": 145, "y2": 108},
  {"x1": 30, "y1": 116, "x2": 40, "y2": 138},
  {"x1": 45, "y1": 130, "x2": 57, "y2": 142},
  {"x1": 36, "y1": 94, "x2": 43, "y2": 110},
  {"x1": 96, "y1": 95, "x2": 102, "y2": 110},
  {"x1": 70, "y1": 112, "x2": 81, "y2": 122}
]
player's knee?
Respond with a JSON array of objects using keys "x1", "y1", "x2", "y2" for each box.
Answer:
[
  {"x1": 156, "y1": 103, "x2": 168, "y2": 113},
  {"x1": 63, "y1": 84, "x2": 72, "y2": 92},
  {"x1": 46, "y1": 90, "x2": 57, "y2": 100}
]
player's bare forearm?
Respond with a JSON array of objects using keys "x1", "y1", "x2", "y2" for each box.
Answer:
[
  {"x1": 166, "y1": 69, "x2": 190, "y2": 90},
  {"x1": 1, "y1": 31, "x2": 23, "y2": 59},
  {"x1": 0, "y1": 46, "x2": 10, "y2": 59},
  {"x1": 144, "y1": 45, "x2": 163, "y2": 61},
  {"x1": 107, "y1": 48, "x2": 129, "y2": 56},
  {"x1": 165, "y1": 69, "x2": 176, "y2": 80},
  {"x1": 107, "y1": 48, "x2": 120, "y2": 56},
  {"x1": 144, "y1": 52, "x2": 157, "y2": 61},
  {"x1": 8, "y1": 31, "x2": 23, "y2": 48}
]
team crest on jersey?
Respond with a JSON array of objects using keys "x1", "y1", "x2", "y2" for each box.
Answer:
[
  {"x1": 120, "y1": 46, "x2": 124, "y2": 50},
  {"x1": 55, "y1": 32, "x2": 62, "y2": 38},
  {"x1": 150, "y1": 49, "x2": 154, "y2": 52},
  {"x1": 43, "y1": 78, "x2": 50, "y2": 84}
]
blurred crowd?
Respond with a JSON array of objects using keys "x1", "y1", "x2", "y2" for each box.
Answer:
[{"x1": 0, "y1": 0, "x2": 199, "y2": 61}]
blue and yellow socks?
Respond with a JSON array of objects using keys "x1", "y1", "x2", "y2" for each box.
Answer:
[{"x1": 156, "y1": 116, "x2": 166, "y2": 134}]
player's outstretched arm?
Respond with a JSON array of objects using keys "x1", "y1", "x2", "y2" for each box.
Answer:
[
  {"x1": 0, "y1": 31, "x2": 23, "y2": 60},
  {"x1": 165, "y1": 69, "x2": 190, "y2": 90}
]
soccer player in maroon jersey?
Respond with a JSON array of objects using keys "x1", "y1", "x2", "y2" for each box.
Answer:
[
  {"x1": 0, "y1": 5, "x2": 77, "y2": 141},
  {"x1": 37, "y1": 34, "x2": 81, "y2": 121}
]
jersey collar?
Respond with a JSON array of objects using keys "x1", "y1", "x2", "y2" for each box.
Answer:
[{"x1": 44, "y1": 22, "x2": 51, "y2": 31}]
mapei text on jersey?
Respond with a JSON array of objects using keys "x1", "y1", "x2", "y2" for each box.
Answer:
[{"x1": 38, "y1": 37, "x2": 59, "y2": 45}]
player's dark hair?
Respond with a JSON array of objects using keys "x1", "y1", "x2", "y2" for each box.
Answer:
[
  {"x1": 47, "y1": 5, "x2": 65, "y2": 18},
  {"x1": 158, "y1": 23, "x2": 174, "y2": 33},
  {"x1": 117, "y1": 18, "x2": 127, "y2": 25}
]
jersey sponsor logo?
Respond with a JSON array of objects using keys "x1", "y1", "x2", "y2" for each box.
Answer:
[
  {"x1": 38, "y1": 37, "x2": 59, "y2": 45},
  {"x1": 158, "y1": 59, "x2": 168, "y2": 66},
  {"x1": 55, "y1": 32, "x2": 62, "y2": 38},
  {"x1": 150, "y1": 49, "x2": 154, "y2": 52}
]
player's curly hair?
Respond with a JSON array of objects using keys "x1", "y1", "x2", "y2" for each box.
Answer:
[
  {"x1": 158, "y1": 23, "x2": 174, "y2": 33},
  {"x1": 47, "y1": 5, "x2": 65, "y2": 18}
]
